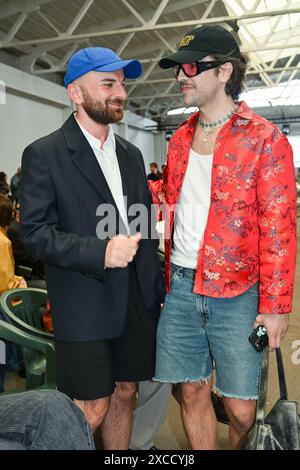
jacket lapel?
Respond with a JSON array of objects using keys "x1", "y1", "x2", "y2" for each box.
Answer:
[
  {"x1": 62, "y1": 114, "x2": 117, "y2": 207},
  {"x1": 115, "y1": 136, "x2": 135, "y2": 224}
]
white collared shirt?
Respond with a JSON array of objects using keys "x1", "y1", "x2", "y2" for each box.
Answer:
[{"x1": 75, "y1": 116, "x2": 129, "y2": 233}]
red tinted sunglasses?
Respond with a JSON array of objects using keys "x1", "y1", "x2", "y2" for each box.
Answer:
[{"x1": 173, "y1": 60, "x2": 224, "y2": 79}]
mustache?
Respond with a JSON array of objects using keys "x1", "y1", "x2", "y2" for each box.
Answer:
[
  {"x1": 106, "y1": 99, "x2": 124, "y2": 107},
  {"x1": 179, "y1": 81, "x2": 193, "y2": 89}
]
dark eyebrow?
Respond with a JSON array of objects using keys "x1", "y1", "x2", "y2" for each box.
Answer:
[
  {"x1": 100, "y1": 79, "x2": 116, "y2": 83},
  {"x1": 100, "y1": 78, "x2": 126, "y2": 84}
]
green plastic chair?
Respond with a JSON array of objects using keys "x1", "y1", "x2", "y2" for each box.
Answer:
[
  {"x1": 0, "y1": 319, "x2": 56, "y2": 394},
  {"x1": 0, "y1": 289, "x2": 55, "y2": 389}
]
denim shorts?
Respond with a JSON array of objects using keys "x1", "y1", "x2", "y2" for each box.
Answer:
[{"x1": 154, "y1": 263, "x2": 261, "y2": 400}]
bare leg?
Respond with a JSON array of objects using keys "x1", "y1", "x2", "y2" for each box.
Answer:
[
  {"x1": 74, "y1": 396, "x2": 110, "y2": 433},
  {"x1": 180, "y1": 378, "x2": 218, "y2": 450},
  {"x1": 223, "y1": 397, "x2": 257, "y2": 448},
  {"x1": 101, "y1": 382, "x2": 137, "y2": 450}
]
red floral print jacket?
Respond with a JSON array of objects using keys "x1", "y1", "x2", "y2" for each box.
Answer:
[{"x1": 150, "y1": 101, "x2": 297, "y2": 314}]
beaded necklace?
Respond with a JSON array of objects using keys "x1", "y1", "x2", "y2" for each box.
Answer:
[{"x1": 198, "y1": 108, "x2": 236, "y2": 143}]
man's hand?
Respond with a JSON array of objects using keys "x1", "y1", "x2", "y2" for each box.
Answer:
[
  {"x1": 105, "y1": 233, "x2": 142, "y2": 268},
  {"x1": 254, "y1": 314, "x2": 289, "y2": 351},
  {"x1": 19, "y1": 278, "x2": 27, "y2": 288}
]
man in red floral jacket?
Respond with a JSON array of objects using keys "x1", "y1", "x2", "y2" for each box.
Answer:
[{"x1": 150, "y1": 25, "x2": 297, "y2": 449}]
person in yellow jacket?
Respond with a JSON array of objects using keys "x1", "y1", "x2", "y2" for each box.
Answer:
[{"x1": 0, "y1": 194, "x2": 26, "y2": 294}]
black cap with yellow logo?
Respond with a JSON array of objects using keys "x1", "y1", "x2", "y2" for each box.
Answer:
[{"x1": 159, "y1": 25, "x2": 241, "y2": 68}]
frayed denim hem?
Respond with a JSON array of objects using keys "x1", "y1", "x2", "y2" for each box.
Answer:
[
  {"x1": 214, "y1": 386, "x2": 258, "y2": 401},
  {"x1": 153, "y1": 373, "x2": 213, "y2": 385}
]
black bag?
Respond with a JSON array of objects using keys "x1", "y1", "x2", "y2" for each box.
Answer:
[{"x1": 239, "y1": 348, "x2": 300, "y2": 450}]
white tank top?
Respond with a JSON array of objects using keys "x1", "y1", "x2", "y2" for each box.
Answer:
[{"x1": 171, "y1": 148, "x2": 213, "y2": 269}]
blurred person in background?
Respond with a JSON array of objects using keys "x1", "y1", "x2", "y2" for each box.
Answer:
[
  {"x1": 0, "y1": 172, "x2": 10, "y2": 196},
  {"x1": 147, "y1": 162, "x2": 162, "y2": 181},
  {"x1": 10, "y1": 167, "x2": 22, "y2": 205},
  {"x1": 0, "y1": 195, "x2": 27, "y2": 294}
]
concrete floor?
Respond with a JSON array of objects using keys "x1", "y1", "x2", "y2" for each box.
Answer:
[{"x1": 154, "y1": 223, "x2": 300, "y2": 450}]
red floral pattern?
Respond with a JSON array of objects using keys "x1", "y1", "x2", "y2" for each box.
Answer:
[{"x1": 150, "y1": 102, "x2": 297, "y2": 314}]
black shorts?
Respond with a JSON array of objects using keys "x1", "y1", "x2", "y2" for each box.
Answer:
[{"x1": 55, "y1": 264, "x2": 158, "y2": 400}]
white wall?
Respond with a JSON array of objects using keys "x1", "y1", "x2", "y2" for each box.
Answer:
[
  {"x1": 0, "y1": 92, "x2": 70, "y2": 179},
  {"x1": 0, "y1": 61, "x2": 72, "y2": 179},
  {"x1": 287, "y1": 135, "x2": 300, "y2": 168}
]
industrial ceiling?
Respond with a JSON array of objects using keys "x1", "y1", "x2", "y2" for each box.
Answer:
[{"x1": 0, "y1": 0, "x2": 300, "y2": 122}]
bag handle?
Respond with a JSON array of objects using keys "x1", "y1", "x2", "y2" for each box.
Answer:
[
  {"x1": 256, "y1": 348, "x2": 269, "y2": 424},
  {"x1": 255, "y1": 347, "x2": 287, "y2": 424},
  {"x1": 276, "y1": 348, "x2": 288, "y2": 400}
]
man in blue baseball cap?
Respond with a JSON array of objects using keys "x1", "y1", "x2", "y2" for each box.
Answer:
[
  {"x1": 64, "y1": 47, "x2": 142, "y2": 126},
  {"x1": 20, "y1": 47, "x2": 165, "y2": 449}
]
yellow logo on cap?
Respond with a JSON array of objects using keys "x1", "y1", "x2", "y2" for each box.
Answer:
[{"x1": 179, "y1": 35, "x2": 195, "y2": 47}]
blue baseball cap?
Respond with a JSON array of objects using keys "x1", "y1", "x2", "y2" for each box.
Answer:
[{"x1": 64, "y1": 47, "x2": 142, "y2": 86}]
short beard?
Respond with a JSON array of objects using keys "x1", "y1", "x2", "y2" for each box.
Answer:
[{"x1": 80, "y1": 87, "x2": 124, "y2": 124}]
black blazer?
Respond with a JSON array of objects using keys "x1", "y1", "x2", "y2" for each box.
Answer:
[{"x1": 20, "y1": 114, "x2": 164, "y2": 341}]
